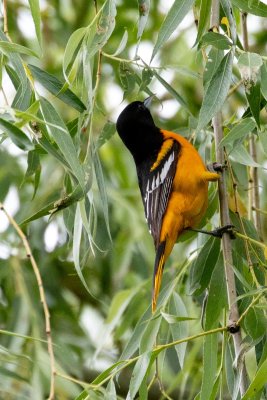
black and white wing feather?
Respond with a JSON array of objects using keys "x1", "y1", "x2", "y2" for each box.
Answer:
[{"x1": 137, "y1": 140, "x2": 180, "y2": 248}]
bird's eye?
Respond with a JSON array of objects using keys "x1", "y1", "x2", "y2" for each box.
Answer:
[{"x1": 138, "y1": 104, "x2": 145, "y2": 111}]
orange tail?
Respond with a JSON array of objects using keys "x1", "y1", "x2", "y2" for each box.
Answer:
[{"x1": 152, "y1": 241, "x2": 166, "y2": 313}]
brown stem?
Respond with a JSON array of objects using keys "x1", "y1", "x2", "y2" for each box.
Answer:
[
  {"x1": 0, "y1": 204, "x2": 56, "y2": 399},
  {"x1": 213, "y1": 114, "x2": 249, "y2": 396},
  {"x1": 241, "y1": 12, "x2": 262, "y2": 238}
]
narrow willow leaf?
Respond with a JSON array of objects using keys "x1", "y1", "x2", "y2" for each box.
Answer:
[
  {"x1": 200, "y1": 334, "x2": 218, "y2": 400},
  {"x1": 237, "y1": 52, "x2": 263, "y2": 80},
  {"x1": 189, "y1": 236, "x2": 221, "y2": 296},
  {"x1": 96, "y1": 121, "x2": 116, "y2": 149},
  {"x1": 126, "y1": 352, "x2": 151, "y2": 400},
  {"x1": 19, "y1": 182, "x2": 87, "y2": 225},
  {"x1": 195, "y1": 0, "x2": 212, "y2": 44},
  {"x1": 140, "y1": 315, "x2": 162, "y2": 353},
  {"x1": 73, "y1": 203, "x2": 91, "y2": 293},
  {"x1": 0, "y1": 118, "x2": 32, "y2": 150},
  {"x1": 260, "y1": 62, "x2": 267, "y2": 100},
  {"x1": 220, "y1": 0, "x2": 237, "y2": 44},
  {"x1": 0, "y1": 32, "x2": 32, "y2": 111},
  {"x1": 85, "y1": 0, "x2": 116, "y2": 60},
  {"x1": 29, "y1": 0, "x2": 42, "y2": 47},
  {"x1": 220, "y1": 117, "x2": 256, "y2": 148},
  {"x1": 242, "y1": 358, "x2": 267, "y2": 399},
  {"x1": 137, "y1": 0, "x2": 150, "y2": 39},
  {"x1": 161, "y1": 311, "x2": 196, "y2": 324},
  {"x1": 151, "y1": 0, "x2": 195, "y2": 61},
  {"x1": 152, "y1": 69, "x2": 191, "y2": 113},
  {"x1": 229, "y1": 145, "x2": 261, "y2": 167},
  {"x1": 93, "y1": 146, "x2": 112, "y2": 240},
  {"x1": 203, "y1": 47, "x2": 224, "y2": 91},
  {"x1": 63, "y1": 27, "x2": 87, "y2": 78},
  {"x1": 232, "y1": 0, "x2": 267, "y2": 17},
  {"x1": 119, "y1": 279, "x2": 176, "y2": 361},
  {"x1": 244, "y1": 307, "x2": 266, "y2": 340},
  {"x1": 197, "y1": 50, "x2": 233, "y2": 130},
  {"x1": 0, "y1": 41, "x2": 39, "y2": 58},
  {"x1": 199, "y1": 32, "x2": 232, "y2": 50},
  {"x1": 28, "y1": 64, "x2": 86, "y2": 112},
  {"x1": 111, "y1": 30, "x2": 128, "y2": 57},
  {"x1": 204, "y1": 254, "x2": 227, "y2": 330},
  {"x1": 39, "y1": 97, "x2": 85, "y2": 190},
  {"x1": 92, "y1": 360, "x2": 126, "y2": 385},
  {"x1": 169, "y1": 293, "x2": 188, "y2": 368},
  {"x1": 105, "y1": 380, "x2": 117, "y2": 400}
]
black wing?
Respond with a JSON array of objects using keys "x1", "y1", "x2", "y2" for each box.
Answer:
[{"x1": 137, "y1": 140, "x2": 181, "y2": 248}]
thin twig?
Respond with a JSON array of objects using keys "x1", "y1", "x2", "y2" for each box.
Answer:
[
  {"x1": 0, "y1": 203, "x2": 56, "y2": 399},
  {"x1": 3, "y1": 0, "x2": 11, "y2": 41},
  {"x1": 236, "y1": 292, "x2": 263, "y2": 326},
  {"x1": 210, "y1": 0, "x2": 248, "y2": 394},
  {"x1": 241, "y1": 12, "x2": 262, "y2": 239}
]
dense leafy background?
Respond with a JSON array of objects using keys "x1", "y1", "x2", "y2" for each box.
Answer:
[{"x1": 0, "y1": 0, "x2": 267, "y2": 399}]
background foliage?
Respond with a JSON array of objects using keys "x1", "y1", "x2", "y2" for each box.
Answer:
[{"x1": 0, "y1": 0, "x2": 267, "y2": 399}]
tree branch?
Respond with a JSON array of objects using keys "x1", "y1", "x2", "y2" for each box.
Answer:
[
  {"x1": 210, "y1": 0, "x2": 249, "y2": 395},
  {"x1": 0, "y1": 203, "x2": 56, "y2": 400}
]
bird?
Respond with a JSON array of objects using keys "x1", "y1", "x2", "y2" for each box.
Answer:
[{"x1": 116, "y1": 96, "x2": 220, "y2": 312}]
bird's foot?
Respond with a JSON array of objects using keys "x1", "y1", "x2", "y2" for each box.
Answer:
[
  {"x1": 206, "y1": 162, "x2": 227, "y2": 173},
  {"x1": 209, "y1": 224, "x2": 236, "y2": 239}
]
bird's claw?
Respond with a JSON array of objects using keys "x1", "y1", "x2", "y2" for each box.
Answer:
[
  {"x1": 207, "y1": 162, "x2": 227, "y2": 173},
  {"x1": 211, "y1": 224, "x2": 236, "y2": 239}
]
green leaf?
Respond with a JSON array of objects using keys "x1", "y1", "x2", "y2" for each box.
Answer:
[
  {"x1": 220, "y1": 118, "x2": 256, "y2": 148},
  {"x1": 137, "y1": 0, "x2": 150, "y2": 39},
  {"x1": 220, "y1": 0, "x2": 237, "y2": 44},
  {"x1": 203, "y1": 47, "x2": 224, "y2": 90},
  {"x1": 242, "y1": 357, "x2": 267, "y2": 399},
  {"x1": 189, "y1": 236, "x2": 221, "y2": 296},
  {"x1": 195, "y1": 0, "x2": 212, "y2": 44},
  {"x1": 260, "y1": 62, "x2": 267, "y2": 100},
  {"x1": 0, "y1": 118, "x2": 32, "y2": 150},
  {"x1": 28, "y1": 64, "x2": 86, "y2": 112},
  {"x1": 199, "y1": 32, "x2": 232, "y2": 50},
  {"x1": 204, "y1": 254, "x2": 227, "y2": 330},
  {"x1": 238, "y1": 52, "x2": 262, "y2": 127},
  {"x1": 111, "y1": 30, "x2": 128, "y2": 57},
  {"x1": 169, "y1": 293, "x2": 189, "y2": 368},
  {"x1": 39, "y1": 97, "x2": 85, "y2": 190},
  {"x1": 197, "y1": 50, "x2": 234, "y2": 130},
  {"x1": 119, "y1": 62, "x2": 136, "y2": 98},
  {"x1": 152, "y1": 69, "x2": 191, "y2": 113},
  {"x1": 85, "y1": 0, "x2": 116, "y2": 60},
  {"x1": 126, "y1": 352, "x2": 151, "y2": 400},
  {"x1": 92, "y1": 360, "x2": 126, "y2": 386},
  {"x1": 0, "y1": 41, "x2": 39, "y2": 58},
  {"x1": 73, "y1": 203, "x2": 91, "y2": 293},
  {"x1": 63, "y1": 27, "x2": 87, "y2": 78},
  {"x1": 151, "y1": 0, "x2": 195, "y2": 61},
  {"x1": 244, "y1": 307, "x2": 266, "y2": 340},
  {"x1": 96, "y1": 121, "x2": 116, "y2": 149},
  {"x1": 229, "y1": 145, "x2": 261, "y2": 167},
  {"x1": 105, "y1": 379, "x2": 117, "y2": 400},
  {"x1": 232, "y1": 0, "x2": 267, "y2": 17},
  {"x1": 19, "y1": 182, "x2": 89, "y2": 225},
  {"x1": 200, "y1": 334, "x2": 218, "y2": 400},
  {"x1": 140, "y1": 315, "x2": 162, "y2": 353},
  {"x1": 161, "y1": 311, "x2": 196, "y2": 324},
  {"x1": 29, "y1": 0, "x2": 42, "y2": 47}
]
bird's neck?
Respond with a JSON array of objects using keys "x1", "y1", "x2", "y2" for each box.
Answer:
[{"x1": 121, "y1": 124, "x2": 163, "y2": 164}]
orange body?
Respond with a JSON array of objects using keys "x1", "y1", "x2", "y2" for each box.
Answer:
[{"x1": 152, "y1": 130, "x2": 219, "y2": 311}]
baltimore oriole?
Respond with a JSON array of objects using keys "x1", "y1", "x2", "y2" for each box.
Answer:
[{"x1": 116, "y1": 96, "x2": 220, "y2": 312}]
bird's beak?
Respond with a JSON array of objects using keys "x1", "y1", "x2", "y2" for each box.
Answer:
[{"x1": 143, "y1": 94, "x2": 155, "y2": 109}]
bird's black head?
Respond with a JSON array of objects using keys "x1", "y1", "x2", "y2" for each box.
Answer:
[{"x1": 116, "y1": 98, "x2": 163, "y2": 163}]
